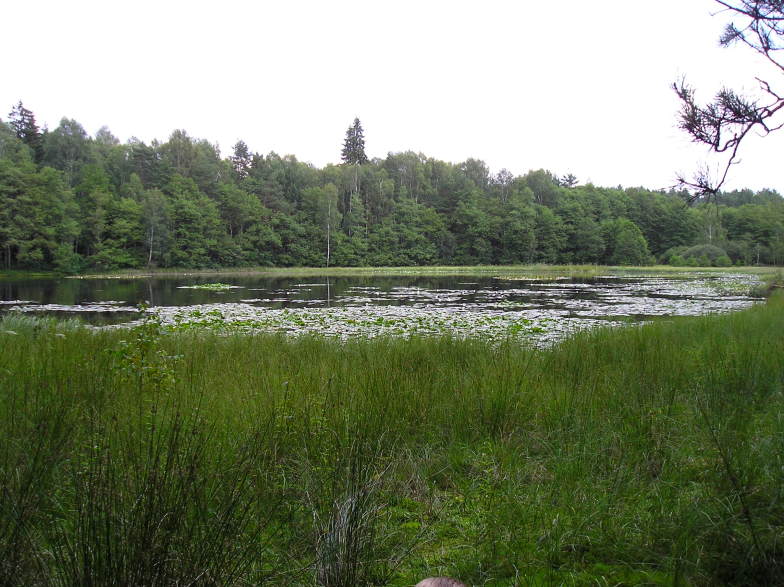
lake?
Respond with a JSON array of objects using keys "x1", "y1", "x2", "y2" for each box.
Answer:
[{"x1": 0, "y1": 270, "x2": 763, "y2": 344}]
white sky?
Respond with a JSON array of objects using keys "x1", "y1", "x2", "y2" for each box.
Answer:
[{"x1": 3, "y1": 0, "x2": 783, "y2": 193}]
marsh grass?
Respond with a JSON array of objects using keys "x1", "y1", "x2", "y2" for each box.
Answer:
[
  {"x1": 1, "y1": 295, "x2": 784, "y2": 584},
  {"x1": 302, "y1": 435, "x2": 400, "y2": 586},
  {"x1": 752, "y1": 268, "x2": 784, "y2": 296},
  {"x1": 69, "y1": 262, "x2": 782, "y2": 281}
]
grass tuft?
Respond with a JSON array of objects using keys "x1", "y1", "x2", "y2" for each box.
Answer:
[{"x1": 1, "y1": 295, "x2": 784, "y2": 583}]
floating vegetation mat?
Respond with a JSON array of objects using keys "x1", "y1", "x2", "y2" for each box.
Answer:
[
  {"x1": 145, "y1": 303, "x2": 611, "y2": 346},
  {"x1": 4, "y1": 272, "x2": 764, "y2": 345},
  {"x1": 139, "y1": 273, "x2": 762, "y2": 345},
  {"x1": 176, "y1": 282, "x2": 243, "y2": 291}
]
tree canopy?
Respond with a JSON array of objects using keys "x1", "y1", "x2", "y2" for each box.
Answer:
[{"x1": 0, "y1": 102, "x2": 782, "y2": 272}]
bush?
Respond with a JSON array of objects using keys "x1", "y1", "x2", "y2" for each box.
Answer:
[
  {"x1": 715, "y1": 255, "x2": 732, "y2": 267},
  {"x1": 668, "y1": 254, "x2": 686, "y2": 266},
  {"x1": 681, "y1": 244, "x2": 729, "y2": 265}
]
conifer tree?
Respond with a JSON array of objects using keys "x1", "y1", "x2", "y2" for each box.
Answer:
[
  {"x1": 340, "y1": 117, "x2": 368, "y2": 165},
  {"x1": 7, "y1": 101, "x2": 43, "y2": 163},
  {"x1": 230, "y1": 140, "x2": 252, "y2": 180},
  {"x1": 676, "y1": 1, "x2": 784, "y2": 198}
]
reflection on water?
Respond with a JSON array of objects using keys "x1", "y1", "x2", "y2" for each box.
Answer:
[{"x1": 0, "y1": 272, "x2": 763, "y2": 331}]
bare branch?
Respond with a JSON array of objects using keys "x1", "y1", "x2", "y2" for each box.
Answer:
[{"x1": 675, "y1": 1, "x2": 784, "y2": 201}]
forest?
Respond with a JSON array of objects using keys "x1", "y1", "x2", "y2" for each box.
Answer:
[{"x1": 2, "y1": 104, "x2": 783, "y2": 274}]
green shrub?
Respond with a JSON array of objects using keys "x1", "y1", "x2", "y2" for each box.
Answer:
[
  {"x1": 715, "y1": 255, "x2": 732, "y2": 267},
  {"x1": 668, "y1": 254, "x2": 686, "y2": 266},
  {"x1": 682, "y1": 243, "x2": 729, "y2": 265}
]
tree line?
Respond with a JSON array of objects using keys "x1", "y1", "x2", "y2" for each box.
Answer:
[{"x1": 1, "y1": 105, "x2": 782, "y2": 272}]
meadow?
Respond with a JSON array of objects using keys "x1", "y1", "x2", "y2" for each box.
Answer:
[{"x1": 1, "y1": 282, "x2": 783, "y2": 585}]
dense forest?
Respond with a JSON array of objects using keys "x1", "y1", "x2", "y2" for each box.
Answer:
[{"x1": 1, "y1": 103, "x2": 783, "y2": 273}]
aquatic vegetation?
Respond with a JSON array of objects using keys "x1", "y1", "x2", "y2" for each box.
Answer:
[
  {"x1": 123, "y1": 272, "x2": 762, "y2": 345},
  {"x1": 493, "y1": 265, "x2": 602, "y2": 281},
  {"x1": 704, "y1": 275, "x2": 763, "y2": 296},
  {"x1": 177, "y1": 282, "x2": 243, "y2": 291},
  {"x1": 149, "y1": 303, "x2": 609, "y2": 345},
  {"x1": 2, "y1": 271, "x2": 765, "y2": 347}
]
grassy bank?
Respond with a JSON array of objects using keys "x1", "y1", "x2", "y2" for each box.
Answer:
[
  {"x1": 0, "y1": 270, "x2": 59, "y2": 280},
  {"x1": 1, "y1": 296, "x2": 784, "y2": 585},
  {"x1": 66, "y1": 263, "x2": 780, "y2": 280}
]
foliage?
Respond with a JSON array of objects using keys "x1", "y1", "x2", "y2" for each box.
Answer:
[
  {"x1": 7, "y1": 101, "x2": 43, "y2": 163},
  {"x1": 605, "y1": 217, "x2": 653, "y2": 265},
  {"x1": 1, "y1": 102, "x2": 783, "y2": 272},
  {"x1": 682, "y1": 243, "x2": 730, "y2": 263}
]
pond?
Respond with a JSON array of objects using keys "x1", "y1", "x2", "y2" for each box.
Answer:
[{"x1": 0, "y1": 271, "x2": 764, "y2": 345}]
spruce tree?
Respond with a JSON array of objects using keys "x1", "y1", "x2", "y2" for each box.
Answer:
[
  {"x1": 8, "y1": 101, "x2": 43, "y2": 163},
  {"x1": 340, "y1": 117, "x2": 368, "y2": 165},
  {"x1": 230, "y1": 140, "x2": 252, "y2": 180}
]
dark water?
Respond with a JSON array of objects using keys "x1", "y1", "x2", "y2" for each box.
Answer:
[
  {"x1": 0, "y1": 272, "x2": 760, "y2": 326},
  {"x1": 0, "y1": 274, "x2": 583, "y2": 308}
]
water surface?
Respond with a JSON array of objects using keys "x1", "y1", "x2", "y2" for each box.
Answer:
[{"x1": 0, "y1": 272, "x2": 763, "y2": 343}]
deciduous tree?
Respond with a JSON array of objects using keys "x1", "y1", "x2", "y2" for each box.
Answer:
[{"x1": 44, "y1": 118, "x2": 91, "y2": 185}]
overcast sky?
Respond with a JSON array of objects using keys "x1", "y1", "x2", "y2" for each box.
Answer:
[{"x1": 3, "y1": 0, "x2": 783, "y2": 193}]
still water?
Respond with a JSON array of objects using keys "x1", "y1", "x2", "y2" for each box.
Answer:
[{"x1": 0, "y1": 272, "x2": 763, "y2": 343}]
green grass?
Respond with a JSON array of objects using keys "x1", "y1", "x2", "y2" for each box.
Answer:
[
  {"x1": 1, "y1": 295, "x2": 784, "y2": 584},
  {"x1": 0, "y1": 270, "x2": 59, "y2": 280},
  {"x1": 66, "y1": 263, "x2": 781, "y2": 280},
  {"x1": 754, "y1": 268, "x2": 784, "y2": 296}
]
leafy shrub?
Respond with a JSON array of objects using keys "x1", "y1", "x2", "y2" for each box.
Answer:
[
  {"x1": 715, "y1": 255, "x2": 732, "y2": 267},
  {"x1": 682, "y1": 244, "x2": 729, "y2": 265},
  {"x1": 669, "y1": 254, "x2": 686, "y2": 266}
]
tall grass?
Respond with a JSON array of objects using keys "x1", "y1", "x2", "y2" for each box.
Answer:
[
  {"x1": 1, "y1": 296, "x2": 783, "y2": 584},
  {"x1": 71, "y1": 262, "x2": 782, "y2": 280}
]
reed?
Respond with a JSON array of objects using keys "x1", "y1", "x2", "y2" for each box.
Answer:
[{"x1": 1, "y1": 294, "x2": 783, "y2": 584}]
